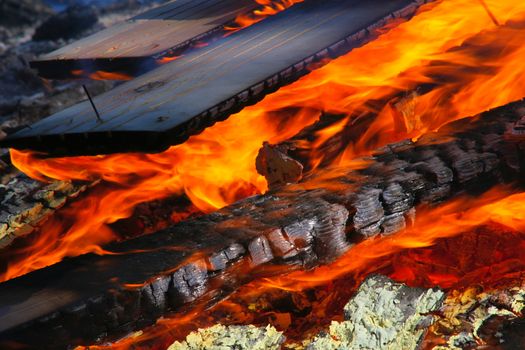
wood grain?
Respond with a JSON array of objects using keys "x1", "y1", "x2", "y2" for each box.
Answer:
[{"x1": 2, "y1": 0, "x2": 426, "y2": 156}]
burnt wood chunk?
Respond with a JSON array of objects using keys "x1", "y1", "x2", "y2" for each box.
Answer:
[
  {"x1": 2, "y1": 99, "x2": 525, "y2": 348},
  {"x1": 2, "y1": 0, "x2": 429, "y2": 156},
  {"x1": 256, "y1": 142, "x2": 304, "y2": 189}
]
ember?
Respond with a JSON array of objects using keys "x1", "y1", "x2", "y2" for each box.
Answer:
[{"x1": 3, "y1": 0, "x2": 525, "y2": 348}]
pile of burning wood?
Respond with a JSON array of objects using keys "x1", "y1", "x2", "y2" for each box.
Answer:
[{"x1": 2, "y1": 0, "x2": 525, "y2": 349}]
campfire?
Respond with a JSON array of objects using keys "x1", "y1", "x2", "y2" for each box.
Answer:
[{"x1": 2, "y1": 0, "x2": 525, "y2": 349}]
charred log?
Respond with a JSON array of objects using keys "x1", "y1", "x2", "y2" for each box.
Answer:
[{"x1": 1, "y1": 99, "x2": 525, "y2": 348}]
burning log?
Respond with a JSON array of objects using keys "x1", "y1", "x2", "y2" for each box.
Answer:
[
  {"x1": 307, "y1": 275, "x2": 444, "y2": 350},
  {"x1": 1, "y1": 98, "x2": 525, "y2": 348}
]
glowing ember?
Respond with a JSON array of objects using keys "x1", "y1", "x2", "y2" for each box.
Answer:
[
  {"x1": 71, "y1": 69, "x2": 133, "y2": 81},
  {"x1": 89, "y1": 71, "x2": 133, "y2": 81},
  {"x1": 156, "y1": 54, "x2": 180, "y2": 64},
  {"x1": 6, "y1": 0, "x2": 525, "y2": 285},
  {"x1": 155, "y1": 1, "x2": 302, "y2": 66}
]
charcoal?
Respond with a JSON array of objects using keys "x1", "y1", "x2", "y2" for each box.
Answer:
[
  {"x1": 381, "y1": 182, "x2": 413, "y2": 214},
  {"x1": 381, "y1": 212, "x2": 407, "y2": 235},
  {"x1": 168, "y1": 262, "x2": 208, "y2": 304},
  {"x1": 353, "y1": 188, "x2": 385, "y2": 232},
  {"x1": 248, "y1": 236, "x2": 274, "y2": 266}
]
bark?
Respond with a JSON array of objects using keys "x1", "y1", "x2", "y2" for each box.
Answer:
[
  {"x1": 1, "y1": 98, "x2": 525, "y2": 348},
  {"x1": 0, "y1": 171, "x2": 92, "y2": 248}
]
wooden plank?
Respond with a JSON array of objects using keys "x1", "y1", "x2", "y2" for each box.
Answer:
[
  {"x1": 2, "y1": 0, "x2": 427, "y2": 156},
  {"x1": 0, "y1": 97, "x2": 524, "y2": 348},
  {"x1": 30, "y1": 0, "x2": 259, "y2": 79}
]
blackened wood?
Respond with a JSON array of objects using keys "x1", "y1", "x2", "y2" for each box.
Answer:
[
  {"x1": 30, "y1": 0, "x2": 259, "y2": 79},
  {"x1": 1, "y1": 0, "x2": 428, "y2": 156},
  {"x1": 2, "y1": 98, "x2": 525, "y2": 348}
]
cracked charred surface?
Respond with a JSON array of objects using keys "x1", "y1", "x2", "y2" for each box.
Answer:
[{"x1": 2, "y1": 99, "x2": 525, "y2": 348}]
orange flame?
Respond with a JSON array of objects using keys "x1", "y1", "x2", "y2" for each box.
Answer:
[
  {"x1": 75, "y1": 187, "x2": 525, "y2": 349},
  {"x1": 156, "y1": 55, "x2": 180, "y2": 64},
  {"x1": 71, "y1": 69, "x2": 133, "y2": 81},
  {"x1": 7, "y1": 0, "x2": 525, "y2": 282},
  {"x1": 89, "y1": 70, "x2": 133, "y2": 81},
  {"x1": 225, "y1": 0, "x2": 304, "y2": 32},
  {"x1": 260, "y1": 187, "x2": 525, "y2": 292}
]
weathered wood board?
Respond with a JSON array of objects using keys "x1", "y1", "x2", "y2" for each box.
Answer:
[
  {"x1": 30, "y1": 0, "x2": 260, "y2": 79},
  {"x1": 2, "y1": 0, "x2": 427, "y2": 156},
  {"x1": 1, "y1": 97, "x2": 524, "y2": 348}
]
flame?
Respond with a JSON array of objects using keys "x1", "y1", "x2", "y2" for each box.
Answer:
[
  {"x1": 225, "y1": 0, "x2": 304, "y2": 32},
  {"x1": 76, "y1": 187, "x2": 525, "y2": 349},
  {"x1": 71, "y1": 69, "x2": 133, "y2": 81},
  {"x1": 89, "y1": 70, "x2": 133, "y2": 81},
  {"x1": 156, "y1": 54, "x2": 180, "y2": 64},
  {"x1": 6, "y1": 0, "x2": 525, "y2": 282}
]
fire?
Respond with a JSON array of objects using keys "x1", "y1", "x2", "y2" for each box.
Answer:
[
  {"x1": 6, "y1": 0, "x2": 525, "y2": 284},
  {"x1": 76, "y1": 187, "x2": 525, "y2": 349},
  {"x1": 225, "y1": 0, "x2": 304, "y2": 32},
  {"x1": 71, "y1": 69, "x2": 133, "y2": 81},
  {"x1": 261, "y1": 187, "x2": 525, "y2": 292},
  {"x1": 156, "y1": 54, "x2": 180, "y2": 64}
]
